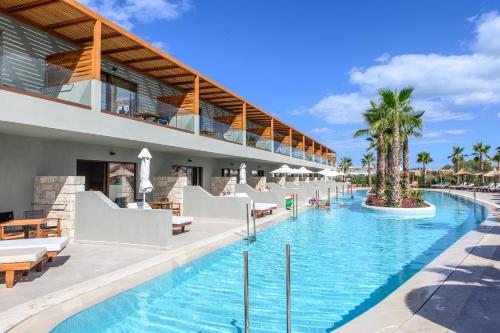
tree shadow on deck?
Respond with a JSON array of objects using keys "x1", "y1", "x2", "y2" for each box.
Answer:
[{"x1": 405, "y1": 263, "x2": 500, "y2": 333}]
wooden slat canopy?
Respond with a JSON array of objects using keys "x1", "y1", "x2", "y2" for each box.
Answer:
[{"x1": 0, "y1": 0, "x2": 335, "y2": 155}]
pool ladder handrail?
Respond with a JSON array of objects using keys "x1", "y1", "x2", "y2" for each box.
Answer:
[
  {"x1": 243, "y1": 244, "x2": 291, "y2": 333},
  {"x1": 245, "y1": 203, "x2": 257, "y2": 244}
]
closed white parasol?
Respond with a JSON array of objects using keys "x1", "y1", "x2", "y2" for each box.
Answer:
[
  {"x1": 138, "y1": 148, "x2": 153, "y2": 207},
  {"x1": 239, "y1": 163, "x2": 247, "y2": 184}
]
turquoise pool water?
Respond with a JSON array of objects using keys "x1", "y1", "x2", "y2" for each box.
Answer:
[{"x1": 52, "y1": 191, "x2": 488, "y2": 333}]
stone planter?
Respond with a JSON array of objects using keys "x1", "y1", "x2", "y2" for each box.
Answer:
[{"x1": 361, "y1": 199, "x2": 436, "y2": 218}]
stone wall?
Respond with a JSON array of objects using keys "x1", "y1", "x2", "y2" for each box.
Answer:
[
  {"x1": 246, "y1": 177, "x2": 266, "y2": 190},
  {"x1": 152, "y1": 176, "x2": 188, "y2": 214},
  {"x1": 268, "y1": 176, "x2": 286, "y2": 186},
  {"x1": 33, "y1": 176, "x2": 85, "y2": 237},
  {"x1": 210, "y1": 177, "x2": 237, "y2": 196}
]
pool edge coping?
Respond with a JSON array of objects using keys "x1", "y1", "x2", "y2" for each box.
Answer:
[
  {"x1": 2, "y1": 207, "x2": 306, "y2": 333},
  {"x1": 333, "y1": 189, "x2": 499, "y2": 333}
]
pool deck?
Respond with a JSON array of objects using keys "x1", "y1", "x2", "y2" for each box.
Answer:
[
  {"x1": 336, "y1": 189, "x2": 500, "y2": 333},
  {"x1": 0, "y1": 208, "x2": 297, "y2": 332}
]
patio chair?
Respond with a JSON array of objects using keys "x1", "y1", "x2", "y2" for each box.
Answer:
[
  {"x1": 235, "y1": 193, "x2": 278, "y2": 217},
  {"x1": 0, "y1": 211, "x2": 24, "y2": 240},
  {"x1": 0, "y1": 247, "x2": 46, "y2": 288},
  {"x1": 25, "y1": 210, "x2": 60, "y2": 238}
]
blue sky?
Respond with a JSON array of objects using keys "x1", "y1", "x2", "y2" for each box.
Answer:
[{"x1": 81, "y1": 0, "x2": 500, "y2": 168}]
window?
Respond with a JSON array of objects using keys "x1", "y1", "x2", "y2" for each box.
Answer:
[
  {"x1": 222, "y1": 168, "x2": 239, "y2": 182},
  {"x1": 251, "y1": 170, "x2": 264, "y2": 177},
  {"x1": 101, "y1": 72, "x2": 137, "y2": 115}
]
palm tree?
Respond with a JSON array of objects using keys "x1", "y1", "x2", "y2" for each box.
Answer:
[
  {"x1": 448, "y1": 146, "x2": 465, "y2": 172},
  {"x1": 354, "y1": 101, "x2": 389, "y2": 198},
  {"x1": 416, "y1": 151, "x2": 433, "y2": 186},
  {"x1": 496, "y1": 146, "x2": 500, "y2": 155},
  {"x1": 471, "y1": 142, "x2": 491, "y2": 184},
  {"x1": 379, "y1": 87, "x2": 414, "y2": 207},
  {"x1": 492, "y1": 153, "x2": 500, "y2": 170},
  {"x1": 361, "y1": 153, "x2": 375, "y2": 187},
  {"x1": 339, "y1": 156, "x2": 352, "y2": 174},
  {"x1": 400, "y1": 108, "x2": 424, "y2": 190}
]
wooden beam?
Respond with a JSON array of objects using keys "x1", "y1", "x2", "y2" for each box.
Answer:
[
  {"x1": 156, "y1": 72, "x2": 193, "y2": 79},
  {"x1": 92, "y1": 20, "x2": 101, "y2": 80},
  {"x1": 122, "y1": 56, "x2": 162, "y2": 65},
  {"x1": 101, "y1": 45, "x2": 144, "y2": 55},
  {"x1": 200, "y1": 93, "x2": 230, "y2": 99},
  {"x1": 45, "y1": 17, "x2": 94, "y2": 31},
  {"x1": 242, "y1": 102, "x2": 247, "y2": 132},
  {"x1": 270, "y1": 118, "x2": 274, "y2": 143},
  {"x1": 193, "y1": 75, "x2": 199, "y2": 115},
  {"x1": 7, "y1": 0, "x2": 57, "y2": 14},
  {"x1": 75, "y1": 32, "x2": 120, "y2": 44},
  {"x1": 142, "y1": 65, "x2": 179, "y2": 72},
  {"x1": 170, "y1": 77, "x2": 197, "y2": 85}
]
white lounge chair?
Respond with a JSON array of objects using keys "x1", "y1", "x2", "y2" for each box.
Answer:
[
  {"x1": 0, "y1": 247, "x2": 46, "y2": 288},
  {"x1": 235, "y1": 193, "x2": 278, "y2": 217},
  {"x1": 0, "y1": 237, "x2": 68, "y2": 262},
  {"x1": 172, "y1": 216, "x2": 192, "y2": 233}
]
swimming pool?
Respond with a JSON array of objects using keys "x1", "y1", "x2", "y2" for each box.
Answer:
[{"x1": 52, "y1": 191, "x2": 488, "y2": 332}]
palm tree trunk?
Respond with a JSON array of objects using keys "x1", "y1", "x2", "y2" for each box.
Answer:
[
  {"x1": 388, "y1": 121, "x2": 401, "y2": 207},
  {"x1": 368, "y1": 165, "x2": 372, "y2": 187},
  {"x1": 402, "y1": 138, "x2": 410, "y2": 190},
  {"x1": 376, "y1": 134, "x2": 385, "y2": 198},
  {"x1": 422, "y1": 163, "x2": 426, "y2": 186}
]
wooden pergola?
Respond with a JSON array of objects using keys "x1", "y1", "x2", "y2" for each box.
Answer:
[{"x1": 0, "y1": 0, "x2": 335, "y2": 158}]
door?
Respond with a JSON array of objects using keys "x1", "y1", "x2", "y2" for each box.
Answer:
[
  {"x1": 77, "y1": 160, "x2": 136, "y2": 207},
  {"x1": 172, "y1": 165, "x2": 203, "y2": 186}
]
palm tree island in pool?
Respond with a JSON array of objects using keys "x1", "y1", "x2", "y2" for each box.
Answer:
[{"x1": 354, "y1": 87, "x2": 427, "y2": 208}]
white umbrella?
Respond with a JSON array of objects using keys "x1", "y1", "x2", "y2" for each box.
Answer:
[
  {"x1": 297, "y1": 167, "x2": 313, "y2": 175},
  {"x1": 138, "y1": 148, "x2": 153, "y2": 207},
  {"x1": 239, "y1": 163, "x2": 247, "y2": 184},
  {"x1": 270, "y1": 164, "x2": 294, "y2": 175},
  {"x1": 317, "y1": 169, "x2": 332, "y2": 176}
]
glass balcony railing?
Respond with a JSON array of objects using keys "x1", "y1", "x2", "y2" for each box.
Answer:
[
  {"x1": 274, "y1": 142, "x2": 291, "y2": 156},
  {"x1": 200, "y1": 115, "x2": 243, "y2": 144},
  {"x1": 315, "y1": 156, "x2": 323, "y2": 163},
  {"x1": 246, "y1": 132, "x2": 272, "y2": 151},
  {"x1": 101, "y1": 81, "x2": 195, "y2": 132},
  {"x1": 0, "y1": 47, "x2": 91, "y2": 106},
  {"x1": 305, "y1": 152, "x2": 314, "y2": 161},
  {"x1": 292, "y1": 147, "x2": 304, "y2": 159}
]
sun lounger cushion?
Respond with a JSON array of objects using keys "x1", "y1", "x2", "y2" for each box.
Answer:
[
  {"x1": 0, "y1": 237, "x2": 69, "y2": 252},
  {"x1": 0, "y1": 248, "x2": 46, "y2": 264},
  {"x1": 172, "y1": 216, "x2": 193, "y2": 224},
  {"x1": 235, "y1": 193, "x2": 249, "y2": 198},
  {"x1": 254, "y1": 203, "x2": 277, "y2": 210}
]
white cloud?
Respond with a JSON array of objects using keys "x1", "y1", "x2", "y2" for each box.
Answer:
[
  {"x1": 301, "y1": 11, "x2": 500, "y2": 124},
  {"x1": 311, "y1": 127, "x2": 336, "y2": 135},
  {"x1": 423, "y1": 129, "x2": 467, "y2": 139},
  {"x1": 307, "y1": 93, "x2": 370, "y2": 124},
  {"x1": 470, "y1": 11, "x2": 500, "y2": 56},
  {"x1": 79, "y1": 0, "x2": 191, "y2": 30},
  {"x1": 151, "y1": 41, "x2": 169, "y2": 52}
]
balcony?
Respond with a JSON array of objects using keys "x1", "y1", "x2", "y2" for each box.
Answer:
[
  {"x1": 315, "y1": 156, "x2": 323, "y2": 164},
  {"x1": 292, "y1": 147, "x2": 304, "y2": 159},
  {"x1": 200, "y1": 115, "x2": 243, "y2": 144},
  {"x1": 246, "y1": 132, "x2": 272, "y2": 151},
  {"x1": 305, "y1": 152, "x2": 314, "y2": 161},
  {"x1": 101, "y1": 82, "x2": 195, "y2": 132},
  {"x1": 274, "y1": 142, "x2": 291, "y2": 156},
  {"x1": 0, "y1": 47, "x2": 91, "y2": 108}
]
